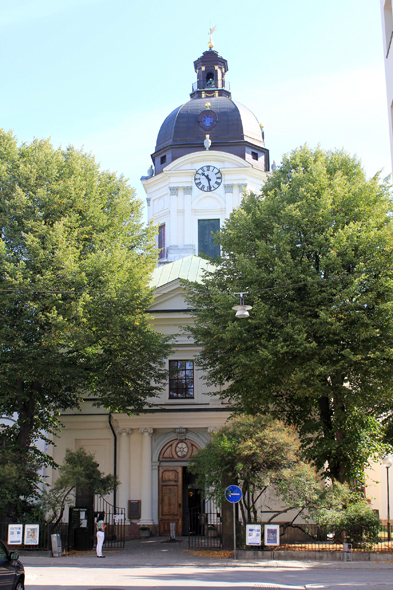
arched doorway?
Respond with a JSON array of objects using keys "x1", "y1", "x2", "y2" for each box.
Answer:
[{"x1": 158, "y1": 438, "x2": 201, "y2": 536}]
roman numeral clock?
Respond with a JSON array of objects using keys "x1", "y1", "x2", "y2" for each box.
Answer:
[{"x1": 194, "y1": 165, "x2": 222, "y2": 192}]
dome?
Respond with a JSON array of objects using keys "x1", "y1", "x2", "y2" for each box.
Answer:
[
  {"x1": 155, "y1": 97, "x2": 264, "y2": 152},
  {"x1": 148, "y1": 48, "x2": 269, "y2": 175}
]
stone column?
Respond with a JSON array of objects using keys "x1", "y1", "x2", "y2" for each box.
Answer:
[
  {"x1": 118, "y1": 429, "x2": 131, "y2": 516},
  {"x1": 138, "y1": 427, "x2": 154, "y2": 525},
  {"x1": 233, "y1": 183, "x2": 240, "y2": 209},
  {"x1": 169, "y1": 186, "x2": 178, "y2": 249},
  {"x1": 224, "y1": 184, "x2": 233, "y2": 218},
  {"x1": 239, "y1": 183, "x2": 248, "y2": 205},
  {"x1": 183, "y1": 186, "x2": 193, "y2": 249}
]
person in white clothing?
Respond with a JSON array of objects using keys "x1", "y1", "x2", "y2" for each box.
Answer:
[{"x1": 96, "y1": 512, "x2": 106, "y2": 558}]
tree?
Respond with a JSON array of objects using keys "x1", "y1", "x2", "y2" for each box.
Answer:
[
  {"x1": 0, "y1": 130, "x2": 170, "y2": 513},
  {"x1": 40, "y1": 448, "x2": 118, "y2": 527},
  {"x1": 185, "y1": 146, "x2": 393, "y2": 484},
  {"x1": 188, "y1": 414, "x2": 322, "y2": 524}
]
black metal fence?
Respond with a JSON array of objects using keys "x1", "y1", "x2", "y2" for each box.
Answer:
[
  {"x1": 0, "y1": 521, "x2": 67, "y2": 552},
  {"x1": 236, "y1": 522, "x2": 393, "y2": 553},
  {"x1": 188, "y1": 498, "x2": 222, "y2": 549},
  {"x1": 93, "y1": 495, "x2": 125, "y2": 549}
]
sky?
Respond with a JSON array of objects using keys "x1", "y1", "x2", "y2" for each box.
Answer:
[{"x1": 1, "y1": 0, "x2": 390, "y2": 216}]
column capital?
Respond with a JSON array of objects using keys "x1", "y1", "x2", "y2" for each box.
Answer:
[
  {"x1": 118, "y1": 428, "x2": 132, "y2": 436},
  {"x1": 169, "y1": 186, "x2": 179, "y2": 196},
  {"x1": 146, "y1": 197, "x2": 151, "y2": 206},
  {"x1": 239, "y1": 183, "x2": 248, "y2": 193},
  {"x1": 183, "y1": 186, "x2": 193, "y2": 195},
  {"x1": 139, "y1": 427, "x2": 153, "y2": 436},
  {"x1": 224, "y1": 184, "x2": 233, "y2": 193},
  {"x1": 208, "y1": 426, "x2": 219, "y2": 434}
]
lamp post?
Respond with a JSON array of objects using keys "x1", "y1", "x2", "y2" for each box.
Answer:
[{"x1": 382, "y1": 454, "x2": 393, "y2": 542}]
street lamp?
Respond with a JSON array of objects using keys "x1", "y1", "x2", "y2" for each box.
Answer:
[
  {"x1": 232, "y1": 292, "x2": 252, "y2": 318},
  {"x1": 382, "y1": 454, "x2": 393, "y2": 542}
]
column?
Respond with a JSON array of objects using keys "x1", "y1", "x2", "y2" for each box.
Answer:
[
  {"x1": 169, "y1": 186, "x2": 178, "y2": 249},
  {"x1": 224, "y1": 184, "x2": 233, "y2": 218},
  {"x1": 117, "y1": 429, "x2": 131, "y2": 515},
  {"x1": 138, "y1": 427, "x2": 154, "y2": 525},
  {"x1": 233, "y1": 183, "x2": 240, "y2": 209},
  {"x1": 239, "y1": 183, "x2": 248, "y2": 205},
  {"x1": 183, "y1": 186, "x2": 193, "y2": 251}
]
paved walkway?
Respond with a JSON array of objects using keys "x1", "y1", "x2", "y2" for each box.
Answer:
[{"x1": 19, "y1": 536, "x2": 393, "y2": 569}]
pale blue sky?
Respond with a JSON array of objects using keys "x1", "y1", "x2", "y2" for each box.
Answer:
[{"x1": 1, "y1": 0, "x2": 389, "y2": 210}]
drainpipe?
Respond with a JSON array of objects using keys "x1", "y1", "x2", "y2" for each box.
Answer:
[{"x1": 108, "y1": 413, "x2": 117, "y2": 511}]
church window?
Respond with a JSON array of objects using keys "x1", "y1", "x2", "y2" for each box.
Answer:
[
  {"x1": 169, "y1": 360, "x2": 194, "y2": 398},
  {"x1": 198, "y1": 219, "x2": 220, "y2": 260},
  {"x1": 206, "y1": 72, "x2": 215, "y2": 88},
  {"x1": 251, "y1": 151, "x2": 259, "y2": 161},
  {"x1": 160, "y1": 155, "x2": 166, "y2": 165},
  {"x1": 158, "y1": 223, "x2": 165, "y2": 259}
]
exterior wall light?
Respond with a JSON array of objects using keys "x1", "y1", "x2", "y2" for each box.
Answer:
[{"x1": 232, "y1": 292, "x2": 252, "y2": 318}]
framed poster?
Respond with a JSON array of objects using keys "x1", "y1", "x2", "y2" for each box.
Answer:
[
  {"x1": 8, "y1": 524, "x2": 23, "y2": 545},
  {"x1": 246, "y1": 524, "x2": 261, "y2": 546},
  {"x1": 264, "y1": 524, "x2": 280, "y2": 546},
  {"x1": 24, "y1": 524, "x2": 39, "y2": 545}
]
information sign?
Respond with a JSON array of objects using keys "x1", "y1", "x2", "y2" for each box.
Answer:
[
  {"x1": 8, "y1": 524, "x2": 23, "y2": 545},
  {"x1": 246, "y1": 524, "x2": 261, "y2": 546},
  {"x1": 264, "y1": 524, "x2": 280, "y2": 546},
  {"x1": 225, "y1": 485, "x2": 242, "y2": 503}
]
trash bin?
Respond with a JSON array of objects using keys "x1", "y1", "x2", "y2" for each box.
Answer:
[{"x1": 51, "y1": 534, "x2": 62, "y2": 557}]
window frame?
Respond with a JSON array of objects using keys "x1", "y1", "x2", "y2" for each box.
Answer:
[
  {"x1": 158, "y1": 223, "x2": 165, "y2": 260},
  {"x1": 169, "y1": 360, "x2": 194, "y2": 399}
]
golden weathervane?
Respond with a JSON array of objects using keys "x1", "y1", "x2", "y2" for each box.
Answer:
[{"x1": 208, "y1": 26, "x2": 217, "y2": 49}]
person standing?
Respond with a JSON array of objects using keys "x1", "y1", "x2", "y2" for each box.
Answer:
[{"x1": 96, "y1": 512, "x2": 106, "y2": 558}]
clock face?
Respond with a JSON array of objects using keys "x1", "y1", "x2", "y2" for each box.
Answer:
[{"x1": 194, "y1": 166, "x2": 222, "y2": 192}]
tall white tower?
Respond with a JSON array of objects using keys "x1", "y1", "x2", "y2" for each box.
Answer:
[{"x1": 141, "y1": 45, "x2": 270, "y2": 263}]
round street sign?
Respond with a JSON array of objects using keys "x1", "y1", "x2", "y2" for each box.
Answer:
[{"x1": 225, "y1": 485, "x2": 242, "y2": 503}]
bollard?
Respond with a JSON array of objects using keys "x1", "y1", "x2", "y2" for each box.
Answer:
[
  {"x1": 170, "y1": 522, "x2": 176, "y2": 540},
  {"x1": 343, "y1": 542, "x2": 353, "y2": 562}
]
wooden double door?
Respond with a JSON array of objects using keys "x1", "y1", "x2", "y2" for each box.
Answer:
[{"x1": 159, "y1": 466, "x2": 183, "y2": 536}]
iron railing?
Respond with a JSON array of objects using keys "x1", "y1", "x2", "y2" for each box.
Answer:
[
  {"x1": 188, "y1": 498, "x2": 222, "y2": 550},
  {"x1": 236, "y1": 522, "x2": 393, "y2": 553},
  {"x1": 0, "y1": 521, "x2": 67, "y2": 552},
  {"x1": 93, "y1": 495, "x2": 125, "y2": 549}
]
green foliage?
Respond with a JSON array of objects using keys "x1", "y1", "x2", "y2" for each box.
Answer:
[
  {"x1": 314, "y1": 484, "x2": 382, "y2": 546},
  {"x1": 0, "y1": 444, "x2": 48, "y2": 520},
  {"x1": 0, "y1": 130, "x2": 171, "y2": 507},
  {"x1": 188, "y1": 414, "x2": 322, "y2": 522},
  {"x1": 39, "y1": 448, "x2": 118, "y2": 526},
  {"x1": 184, "y1": 145, "x2": 393, "y2": 483}
]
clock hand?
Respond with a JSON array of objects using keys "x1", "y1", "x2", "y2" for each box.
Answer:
[{"x1": 202, "y1": 173, "x2": 212, "y2": 190}]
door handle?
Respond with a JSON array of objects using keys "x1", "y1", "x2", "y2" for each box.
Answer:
[{"x1": 179, "y1": 503, "x2": 181, "y2": 508}]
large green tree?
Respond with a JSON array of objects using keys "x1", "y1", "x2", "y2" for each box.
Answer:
[
  {"x1": 0, "y1": 130, "x2": 170, "y2": 510},
  {"x1": 185, "y1": 146, "x2": 393, "y2": 484}
]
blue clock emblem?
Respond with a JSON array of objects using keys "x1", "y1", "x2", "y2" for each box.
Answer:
[{"x1": 202, "y1": 114, "x2": 214, "y2": 127}]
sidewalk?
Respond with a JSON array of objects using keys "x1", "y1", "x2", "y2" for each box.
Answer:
[{"x1": 20, "y1": 536, "x2": 393, "y2": 569}]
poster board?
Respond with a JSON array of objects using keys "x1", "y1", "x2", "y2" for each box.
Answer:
[
  {"x1": 264, "y1": 524, "x2": 280, "y2": 546},
  {"x1": 8, "y1": 524, "x2": 23, "y2": 545},
  {"x1": 24, "y1": 524, "x2": 39, "y2": 545},
  {"x1": 246, "y1": 524, "x2": 261, "y2": 546}
]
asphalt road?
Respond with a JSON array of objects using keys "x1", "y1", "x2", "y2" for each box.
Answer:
[{"x1": 24, "y1": 563, "x2": 393, "y2": 589}]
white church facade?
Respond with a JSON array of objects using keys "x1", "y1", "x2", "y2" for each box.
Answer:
[
  {"x1": 50, "y1": 44, "x2": 270, "y2": 537},
  {"x1": 49, "y1": 41, "x2": 392, "y2": 538}
]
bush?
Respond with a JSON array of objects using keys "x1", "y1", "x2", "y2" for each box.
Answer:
[{"x1": 316, "y1": 498, "x2": 381, "y2": 547}]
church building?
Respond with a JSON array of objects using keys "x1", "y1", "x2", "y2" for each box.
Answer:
[{"x1": 51, "y1": 41, "x2": 270, "y2": 538}]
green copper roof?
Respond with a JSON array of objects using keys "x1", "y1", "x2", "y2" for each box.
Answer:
[{"x1": 150, "y1": 255, "x2": 216, "y2": 289}]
